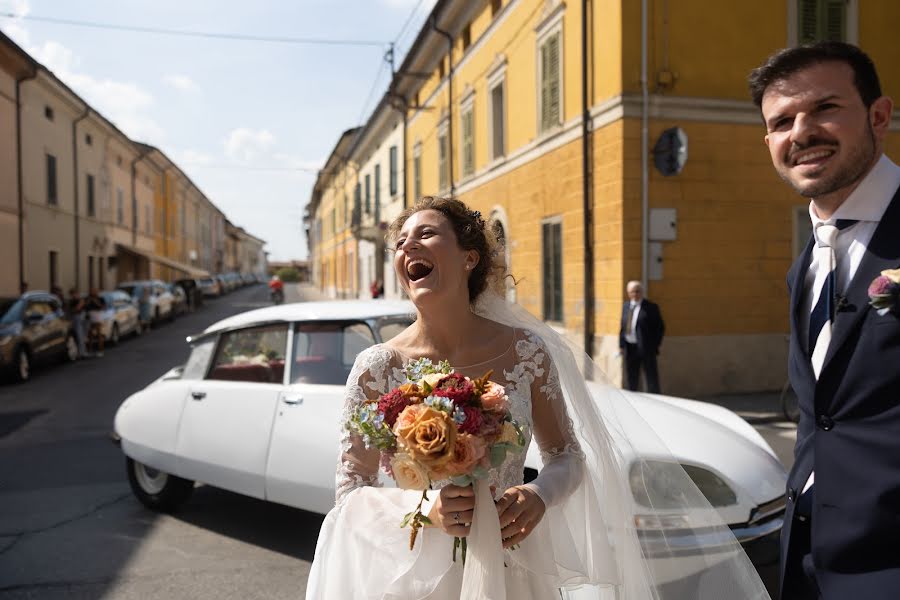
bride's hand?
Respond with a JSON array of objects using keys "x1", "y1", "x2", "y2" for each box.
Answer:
[
  {"x1": 429, "y1": 484, "x2": 475, "y2": 537},
  {"x1": 495, "y1": 486, "x2": 546, "y2": 549}
]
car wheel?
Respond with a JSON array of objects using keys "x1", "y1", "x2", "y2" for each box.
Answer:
[
  {"x1": 126, "y1": 457, "x2": 194, "y2": 512},
  {"x1": 64, "y1": 334, "x2": 79, "y2": 362},
  {"x1": 110, "y1": 324, "x2": 120, "y2": 346},
  {"x1": 134, "y1": 320, "x2": 143, "y2": 336},
  {"x1": 12, "y1": 347, "x2": 30, "y2": 382}
]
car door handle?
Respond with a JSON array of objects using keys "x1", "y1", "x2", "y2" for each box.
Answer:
[
  {"x1": 282, "y1": 394, "x2": 303, "y2": 405},
  {"x1": 191, "y1": 391, "x2": 206, "y2": 400}
]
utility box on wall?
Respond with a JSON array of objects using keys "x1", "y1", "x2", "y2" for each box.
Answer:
[{"x1": 650, "y1": 208, "x2": 677, "y2": 241}]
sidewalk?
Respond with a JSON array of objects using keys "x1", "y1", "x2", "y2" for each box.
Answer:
[{"x1": 284, "y1": 282, "x2": 326, "y2": 303}]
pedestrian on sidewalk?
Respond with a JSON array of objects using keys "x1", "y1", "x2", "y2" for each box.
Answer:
[
  {"x1": 618, "y1": 280, "x2": 665, "y2": 393},
  {"x1": 66, "y1": 288, "x2": 87, "y2": 358},
  {"x1": 84, "y1": 288, "x2": 107, "y2": 357}
]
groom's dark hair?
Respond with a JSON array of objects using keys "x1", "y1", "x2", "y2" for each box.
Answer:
[{"x1": 749, "y1": 42, "x2": 882, "y2": 109}]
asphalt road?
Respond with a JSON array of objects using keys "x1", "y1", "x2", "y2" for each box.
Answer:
[{"x1": 0, "y1": 284, "x2": 794, "y2": 599}]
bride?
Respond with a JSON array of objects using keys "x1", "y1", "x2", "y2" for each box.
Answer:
[{"x1": 306, "y1": 197, "x2": 770, "y2": 599}]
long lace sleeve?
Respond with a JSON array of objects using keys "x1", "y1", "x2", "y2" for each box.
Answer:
[
  {"x1": 335, "y1": 346, "x2": 392, "y2": 504},
  {"x1": 522, "y1": 337, "x2": 586, "y2": 508}
]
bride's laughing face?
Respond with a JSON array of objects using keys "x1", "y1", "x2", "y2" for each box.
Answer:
[{"x1": 393, "y1": 209, "x2": 479, "y2": 305}]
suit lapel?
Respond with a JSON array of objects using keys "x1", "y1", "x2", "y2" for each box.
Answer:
[
  {"x1": 823, "y1": 188, "x2": 900, "y2": 371},
  {"x1": 790, "y1": 237, "x2": 815, "y2": 357}
]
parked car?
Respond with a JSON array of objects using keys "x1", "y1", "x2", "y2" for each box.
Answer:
[
  {"x1": 168, "y1": 284, "x2": 188, "y2": 316},
  {"x1": 215, "y1": 274, "x2": 231, "y2": 294},
  {"x1": 0, "y1": 292, "x2": 78, "y2": 382},
  {"x1": 114, "y1": 300, "x2": 785, "y2": 577},
  {"x1": 241, "y1": 273, "x2": 257, "y2": 286},
  {"x1": 94, "y1": 290, "x2": 142, "y2": 344},
  {"x1": 198, "y1": 277, "x2": 221, "y2": 298},
  {"x1": 117, "y1": 280, "x2": 174, "y2": 324}
]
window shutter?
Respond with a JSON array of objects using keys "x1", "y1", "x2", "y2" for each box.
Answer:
[
  {"x1": 547, "y1": 33, "x2": 561, "y2": 128},
  {"x1": 463, "y1": 110, "x2": 474, "y2": 176},
  {"x1": 540, "y1": 42, "x2": 552, "y2": 131},
  {"x1": 798, "y1": 0, "x2": 819, "y2": 43},
  {"x1": 824, "y1": 0, "x2": 846, "y2": 41}
]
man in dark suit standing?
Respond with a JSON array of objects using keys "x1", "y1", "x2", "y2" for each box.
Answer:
[
  {"x1": 618, "y1": 280, "x2": 665, "y2": 393},
  {"x1": 750, "y1": 42, "x2": 900, "y2": 599}
]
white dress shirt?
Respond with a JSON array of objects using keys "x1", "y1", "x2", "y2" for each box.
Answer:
[
  {"x1": 624, "y1": 300, "x2": 642, "y2": 345},
  {"x1": 801, "y1": 154, "x2": 900, "y2": 494}
]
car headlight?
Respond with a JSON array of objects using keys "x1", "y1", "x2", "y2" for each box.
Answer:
[{"x1": 629, "y1": 460, "x2": 737, "y2": 509}]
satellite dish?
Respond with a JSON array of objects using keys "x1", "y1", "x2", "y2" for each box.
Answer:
[{"x1": 653, "y1": 127, "x2": 688, "y2": 176}]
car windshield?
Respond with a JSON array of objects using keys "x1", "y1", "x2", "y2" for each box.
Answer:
[
  {"x1": 118, "y1": 284, "x2": 139, "y2": 296},
  {"x1": 0, "y1": 298, "x2": 24, "y2": 325}
]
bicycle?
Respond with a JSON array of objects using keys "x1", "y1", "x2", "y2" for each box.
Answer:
[{"x1": 781, "y1": 378, "x2": 800, "y2": 423}]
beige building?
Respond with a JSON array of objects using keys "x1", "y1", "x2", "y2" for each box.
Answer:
[
  {"x1": 1, "y1": 32, "x2": 264, "y2": 296},
  {"x1": 0, "y1": 32, "x2": 36, "y2": 296}
]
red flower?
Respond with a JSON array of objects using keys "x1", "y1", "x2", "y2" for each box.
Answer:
[
  {"x1": 378, "y1": 389, "x2": 412, "y2": 427},
  {"x1": 479, "y1": 411, "x2": 505, "y2": 438},
  {"x1": 432, "y1": 372, "x2": 475, "y2": 405},
  {"x1": 458, "y1": 406, "x2": 484, "y2": 434}
]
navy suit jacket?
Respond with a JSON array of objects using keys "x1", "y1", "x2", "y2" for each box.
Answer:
[
  {"x1": 781, "y1": 187, "x2": 900, "y2": 599},
  {"x1": 618, "y1": 300, "x2": 665, "y2": 356}
]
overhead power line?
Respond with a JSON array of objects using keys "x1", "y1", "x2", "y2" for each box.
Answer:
[{"x1": 0, "y1": 12, "x2": 388, "y2": 47}]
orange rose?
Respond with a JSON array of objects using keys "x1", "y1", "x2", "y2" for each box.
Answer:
[
  {"x1": 394, "y1": 405, "x2": 456, "y2": 469},
  {"x1": 445, "y1": 433, "x2": 487, "y2": 476},
  {"x1": 480, "y1": 381, "x2": 509, "y2": 411},
  {"x1": 398, "y1": 382, "x2": 423, "y2": 401}
]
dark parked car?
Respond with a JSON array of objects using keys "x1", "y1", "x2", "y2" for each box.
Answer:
[
  {"x1": 0, "y1": 292, "x2": 78, "y2": 382},
  {"x1": 168, "y1": 284, "x2": 188, "y2": 316}
]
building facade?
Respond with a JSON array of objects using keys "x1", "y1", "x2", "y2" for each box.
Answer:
[{"x1": 309, "y1": 0, "x2": 900, "y2": 397}]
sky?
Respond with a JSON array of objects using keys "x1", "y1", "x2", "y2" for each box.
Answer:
[{"x1": 0, "y1": 0, "x2": 437, "y2": 261}]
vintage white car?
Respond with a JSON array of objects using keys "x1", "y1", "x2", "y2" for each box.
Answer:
[{"x1": 113, "y1": 300, "x2": 786, "y2": 575}]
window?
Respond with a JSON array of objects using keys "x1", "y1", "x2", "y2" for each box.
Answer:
[
  {"x1": 438, "y1": 130, "x2": 449, "y2": 192},
  {"x1": 539, "y1": 30, "x2": 562, "y2": 133},
  {"x1": 116, "y1": 188, "x2": 124, "y2": 225},
  {"x1": 49, "y1": 250, "x2": 59, "y2": 288},
  {"x1": 389, "y1": 145, "x2": 398, "y2": 196},
  {"x1": 489, "y1": 81, "x2": 506, "y2": 160},
  {"x1": 378, "y1": 318, "x2": 414, "y2": 342},
  {"x1": 438, "y1": 57, "x2": 446, "y2": 80},
  {"x1": 207, "y1": 324, "x2": 288, "y2": 384},
  {"x1": 541, "y1": 218, "x2": 563, "y2": 322},
  {"x1": 491, "y1": 0, "x2": 502, "y2": 17},
  {"x1": 413, "y1": 146, "x2": 422, "y2": 201},
  {"x1": 461, "y1": 103, "x2": 475, "y2": 177},
  {"x1": 44, "y1": 106, "x2": 54, "y2": 121},
  {"x1": 374, "y1": 163, "x2": 382, "y2": 224},
  {"x1": 86, "y1": 174, "x2": 96, "y2": 217},
  {"x1": 85, "y1": 133, "x2": 93, "y2": 146},
  {"x1": 461, "y1": 23, "x2": 472, "y2": 52},
  {"x1": 46, "y1": 154, "x2": 57, "y2": 205},
  {"x1": 365, "y1": 174, "x2": 371, "y2": 214},
  {"x1": 291, "y1": 321, "x2": 375, "y2": 384},
  {"x1": 792, "y1": 205, "x2": 814, "y2": 259},
  {"x1": 145, "y1": 204, "x2": 152, "y2": 235},
  {"x1": 354, "y1": 183, "x2": 362, "y2": 223},
  {"x1": 798, "y1": 0, "x2": 846, "y2": 42}
]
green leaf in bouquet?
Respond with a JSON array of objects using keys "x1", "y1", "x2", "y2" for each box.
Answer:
[
  {"x1": 400, "y1": 511, "x2": 414, "y2": 528},
  {"x1": 450, "y1": 474, "x2": 473, "y2": 487},
  {"x1": 490, "y1": 445, "x2": 508, "y2": 468},
  {"x1": 419, "y1": 515, "x2": 433, "y2": 525}
]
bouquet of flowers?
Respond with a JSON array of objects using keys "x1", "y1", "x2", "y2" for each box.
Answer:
[{"x1": 346, "y1": 357, "x2": 527, "y2": 557}]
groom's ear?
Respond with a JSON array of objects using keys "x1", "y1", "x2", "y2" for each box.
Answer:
[{"x1": 763, "y1": 134, "x2": 770, "y2": 147}]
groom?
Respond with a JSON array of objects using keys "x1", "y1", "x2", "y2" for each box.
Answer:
[{"x1": 750, "y1": 42, "x2": 900, "y2": 599}]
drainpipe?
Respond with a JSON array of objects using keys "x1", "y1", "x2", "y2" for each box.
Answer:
[
  {"x1": 431, "y1": 17, "x2": 455, "y2": 195},
  {"x1": 15, "y1": 71, "x2": 37, "y2": 291},
  {"x1": 72, "y1": 107, "x2": 89, "y2": 290},
  {"x1": 581, "y1": 0, "x2": 595, "y2": 359},
  {"x1": 640, "y1": 0, "x2": 650, "y2": 291}
]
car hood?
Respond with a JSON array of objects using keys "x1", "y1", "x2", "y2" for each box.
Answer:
[{"x1": 613, "y1": 388, "x2": 787, "y2": 505}]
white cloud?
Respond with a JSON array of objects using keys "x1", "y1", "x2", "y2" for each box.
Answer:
[
  {"x1": 173, "y1": 148, "x2": 214, "y2": 166},
  {"x1": 223, "y1": 128, "x2": 276, "y2": 162},
  {"x1": 273, "y1": 152, "x2": 324, "y2": 172},
  {"x1": 163, "y1": 74, "x2": 199, "y2": 93}
]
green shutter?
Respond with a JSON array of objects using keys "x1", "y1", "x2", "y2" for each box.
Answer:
[
  {"x1": 463, "y1": 110, "x2": 474, "y2": 176},
  {"x1": 824, "y1": 0, "x2": 846, "y2": 41},
  {"x1": 540, "y1": 33, "x2": 561, "y2": 132},
  {"x1": 438, "y1": 134, "x2": 448, "y2": 191},
  {"x1": 798, "y1": 0, "x2": 819, "y2": 43}
]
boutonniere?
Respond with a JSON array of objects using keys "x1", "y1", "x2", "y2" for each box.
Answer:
[{"x1": 868, "y1": 268, "x2": 900, "y2": 316}]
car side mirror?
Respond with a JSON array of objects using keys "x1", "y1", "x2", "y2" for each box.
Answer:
[{"x1": 25, "y1": 313, "x2": 42, "y2": 324}]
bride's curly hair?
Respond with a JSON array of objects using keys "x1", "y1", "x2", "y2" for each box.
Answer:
[{"x1": 387, "y1": 197, "x2": 506, "y2": 303}]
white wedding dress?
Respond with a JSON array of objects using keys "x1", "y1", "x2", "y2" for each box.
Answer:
[{"x1": 306, "y1": 294, "x2": 771, "y2": 600}]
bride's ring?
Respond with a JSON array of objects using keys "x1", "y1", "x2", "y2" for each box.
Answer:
[{"x1": 453, "y1": 512, "x2": 460, "y2": 524}]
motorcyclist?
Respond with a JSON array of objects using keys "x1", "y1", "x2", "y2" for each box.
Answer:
[{"x1": 269, "y1": 275, "x2": 285, "y2": 304}]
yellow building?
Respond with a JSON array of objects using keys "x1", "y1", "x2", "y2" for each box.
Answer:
[{"x1": 377, "y1": 0, "x2": 900, "y2": 397}]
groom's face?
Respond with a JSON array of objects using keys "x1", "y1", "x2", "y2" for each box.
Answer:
[{"x1": 761, "y1": 61, "x2": 882, "y2": 203}]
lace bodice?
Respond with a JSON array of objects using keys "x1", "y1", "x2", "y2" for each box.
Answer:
[{"x1": 335, "y1": 329, "x2": 584, "y2": 506}]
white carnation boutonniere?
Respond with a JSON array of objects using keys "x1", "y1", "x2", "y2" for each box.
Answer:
[{"x1": 867, "y1": 268, "x2": 900, "y2": 316}]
